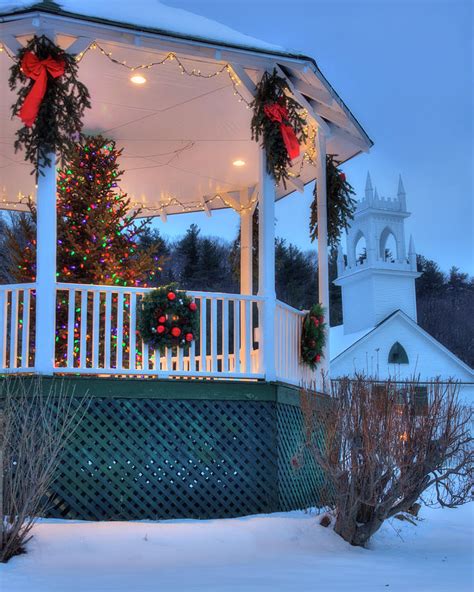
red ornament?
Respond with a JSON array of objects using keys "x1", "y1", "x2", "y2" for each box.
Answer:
[
  {"x1": 339, "y1": 172, "x2": 346, "y2": 183},
  {"x1": 171, "y1": 327, "x2": 181, "y2": 337},
  {"x1": 313, "y1": 354, "x2": 321, "y2": 363},
  {"x1": 189, "y1": 301, "x2": 197, "y2": 312},
  {"x1": 311, "y1": 316, "x2": 319, "y2": 327},
  {"x1": 158, "y1": 315, "x2": 166, "y2": 323},
  {"x1": 167, "y1": 291, "x2": 176, "y2": 301},
  {"x1": 185, "y1": 333, "x2": 194, "y2": 342},
  {"x1": 157, "y1": 325, "x2": 165, "y2": 334},
  {"x1": 18, "y1": 52, "x2": 66, "y2": 127}
]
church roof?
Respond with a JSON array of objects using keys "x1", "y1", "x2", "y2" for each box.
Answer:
[{"x1": 331, "y1": 310, "x2": 474, "y2": 377}]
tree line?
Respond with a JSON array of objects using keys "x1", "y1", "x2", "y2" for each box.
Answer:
[{"x1": 0, "y1": 213, "x2": 472, "y2": 366}]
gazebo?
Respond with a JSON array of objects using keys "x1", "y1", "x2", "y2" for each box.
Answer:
[
  {"x1": 0, "y1": 0, "x2": 372, "y2": 386},
  {"x1": 0, "y1": 1, "x2": 372, "y2": 520}
]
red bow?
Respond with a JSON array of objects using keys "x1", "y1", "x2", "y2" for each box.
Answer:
[
  {"x1": 263, "y1": 102, "x2": 300, "y2": 160},
  {"x1": 18, "y1": 51, "x2": 66, "y2": 127}
]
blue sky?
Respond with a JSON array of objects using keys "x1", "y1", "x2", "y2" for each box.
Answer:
[{"x1": 156, "y1": 0, "x2": 473, "y2": 273}]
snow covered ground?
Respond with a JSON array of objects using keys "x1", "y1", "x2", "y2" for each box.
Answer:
[{"x1": 1, "y1": 504, "x2": 472, "y2": 592}]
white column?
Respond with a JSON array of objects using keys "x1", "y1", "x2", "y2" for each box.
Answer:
[
  {"x1": 316, "y1": 130, "x2": 330, "y2": 384},
  {"x1": 35, "y1": 154, "x2": 57, "y2": 374},
  {"x1": 258, "y1": 150, "x2": 276, "y2": 382},
  {"x1": 240, "y1": 190, "x2": 253, "y2": 295}
]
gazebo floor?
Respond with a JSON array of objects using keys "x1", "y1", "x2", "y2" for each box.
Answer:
[{"x1": 33, "y1": 377, "x2": 332, "y2": 521}]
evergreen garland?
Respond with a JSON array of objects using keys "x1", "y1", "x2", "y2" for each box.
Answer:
[
  {"x1": 250, "y1": 69, "x2": 307, "y2": 186},
  {"x1": 310, "y1": 155, "x2": 356, "y2": 248},
  {"x1": 138, "y1": 285, "x2": 199, "y2": 352},
  {"x1": 301, "y1": 303, "x2": 326, "y2": 370},
  {"x1": 9, "y1": 35, "x2": 91, "y2": 175}
]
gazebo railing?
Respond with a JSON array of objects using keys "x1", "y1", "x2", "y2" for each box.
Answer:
[
  {"x1": 0, "y1": 282, "x2": 310, "y2": 382},
  {"x1": 54, "y1": 283, "x2": 263, "y2": 378},
  {"x1": 0, "y1": 283, "x2": 36, "y2": 372}
]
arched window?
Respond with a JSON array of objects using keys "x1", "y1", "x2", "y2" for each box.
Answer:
[
  {"x1": 354, "y1": 232, "x2": 367, "y2": 264},
  {"x1": 388, "y1": 342, "x2": 409, "y2": 364},
  {"x1": 379, "y1": 227, "x2": 397, "y2": 262}
]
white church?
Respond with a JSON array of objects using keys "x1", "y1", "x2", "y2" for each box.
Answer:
[{"x1": 329, "y1": 173, "x2": 474, "y2": 396}]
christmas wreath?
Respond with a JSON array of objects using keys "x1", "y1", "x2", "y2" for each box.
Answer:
[
  {"x1": 250, "y1": 69, "x2": 307, "y2": 186},
  {"x1": 138, "y1": 285, "x2": 199, "y2": 352},
  {"x1": 9, "y1": 35, "x2": 91, "y2": 175},
  {"x1": 301, "y1": 303, "x2": 326, "y2": 370},
  {"x1": 310, "y1": 155, "x2": 356, "y2": 248}
]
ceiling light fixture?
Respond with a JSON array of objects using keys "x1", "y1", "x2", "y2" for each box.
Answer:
[
  {"x1": 130, "y1": 74, "x2": 147, "y2": 85},
  {"x1": 233, "y1": 159, "x2": 246, "y2": 167}
]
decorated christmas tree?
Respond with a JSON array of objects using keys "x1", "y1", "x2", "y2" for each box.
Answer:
[{"x1": 10, "y1": 134, "x2": 158, "y2": 286}]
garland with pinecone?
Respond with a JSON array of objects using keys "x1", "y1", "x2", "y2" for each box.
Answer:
[
  {"x1": 9, "y1": 35, "x2": 91, "y2": 175},
  {"x1": 138, "y1": 285, "x2": 199, "y2": 352},
  {"x1": 310, "y1": 155, "x2": 356, "y2": 248},
  {"x1": 301, "y1": 303, "x2": 326, "y2": 370},
  {"x1": 250, "y1": 69, "x2": 307, "y2": 187}
]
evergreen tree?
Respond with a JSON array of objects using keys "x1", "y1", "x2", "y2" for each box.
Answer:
[
  {"x1": 177, "y1": 224, "x2": 201, "y2": 289},
  {"x1": 6, "y1": 135, "x2": 159, "y2": 286}
]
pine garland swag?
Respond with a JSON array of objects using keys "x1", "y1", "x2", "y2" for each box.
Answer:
[
  {"x1": 310, "y1": 155, "x2": 356, "y2": 248},
  {"x1": 138, "y1": 285, "x2": 199, "y2": 352},
  {"x1": 250, "y1": 69, "x2": 307, "y2": 187},
  {"x1": 301, "y1": 303, "x2": 326, "y2": 370},
  {"x1": 9, "y1": 35, "x2": 91, "y2": 175}
]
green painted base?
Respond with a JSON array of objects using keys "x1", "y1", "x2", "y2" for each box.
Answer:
[{"x1": 37, "y1": 377, "x2": 331, "y2": 521}]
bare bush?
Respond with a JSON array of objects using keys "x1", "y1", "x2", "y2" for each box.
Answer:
[
  {"x1": 301, "y1": 378, "x2": 473, "y2": 547},
  {"x1": 0, "y1": 376, "x2": 89, "y2": 563}
]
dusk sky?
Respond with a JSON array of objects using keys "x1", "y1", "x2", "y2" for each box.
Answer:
[{"x1": 156, "y1": 0, "x2": 473, "y2": 273}]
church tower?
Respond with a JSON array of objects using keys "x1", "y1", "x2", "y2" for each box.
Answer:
[{"x1": 334, "y1": 173, "x2": 420, "y2": 334}]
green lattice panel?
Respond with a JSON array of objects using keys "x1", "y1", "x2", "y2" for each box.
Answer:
[
  {"x1": 277, "y1": 403, "x2": 332, "y2": 511},
  {"x1": 45, "y1": 399, "x2": 279, "y2": 520}
]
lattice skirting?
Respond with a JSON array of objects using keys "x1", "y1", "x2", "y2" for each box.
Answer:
[{"x1": 44, "y1": 381, "x2": 329, "y2": 521}]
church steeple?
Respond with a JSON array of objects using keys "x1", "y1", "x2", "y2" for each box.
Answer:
[{"x1": 334, "y1": 173, "x2": 420, "y2": 334}]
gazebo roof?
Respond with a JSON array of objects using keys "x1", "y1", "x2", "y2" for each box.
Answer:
[{"x1": 0, "y1": 1, "x2": 373, "y2": 217}]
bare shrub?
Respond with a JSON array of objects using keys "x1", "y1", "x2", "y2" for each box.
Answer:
[
  {"x1": 0, "y1": 376, "x2": 89, "y2": 563},
  {"x1": 301, "y1": 378, "x2": 473, "y2": 547}
]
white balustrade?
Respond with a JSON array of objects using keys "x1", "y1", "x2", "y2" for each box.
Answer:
[
  {"x1": 275, "y1": 300, "x2": 312, "y2": 386},
  {"x1": 54, "y1": 283, "x2": 264, "y2": 379},
  {"x1": 0, "y1": 283, "x2": 309, "y2": 383},
  {"x1": 0, "y1": 284, "x2": 36, "y2": 372}
]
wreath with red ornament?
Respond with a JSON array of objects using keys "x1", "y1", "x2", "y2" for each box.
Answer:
[
  {"x1": 138, "y1": 285, "x2": 199, "y2": 352},
  {"x1": 9, "y1": 34, "x2": 91, "y2": 176},
  {"x1": 250, "y1": 69, "x2": 307, "y2": 187},
  {"x1": 301, "y1": 303, "x2": 326, "y2": 370}
]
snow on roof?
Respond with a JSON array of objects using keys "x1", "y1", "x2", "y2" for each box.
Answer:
[
  {"x1": 0, "y1": 1, "x2": 289, "y2": 54},
  {"x1": 330, "y1": 324, "x2": 373, "y2": 360}
]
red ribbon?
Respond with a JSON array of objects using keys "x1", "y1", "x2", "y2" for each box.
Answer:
[
  {"x1": 263, "y1": 102, "x2": 300, "y2": 160},
  {"x1": 18, "y1": 51, "x2": 66, "y2": 127}
]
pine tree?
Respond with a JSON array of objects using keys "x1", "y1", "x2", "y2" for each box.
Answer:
[{"x1": 8, "y1": 134, "x2": 159, "y2": 286}]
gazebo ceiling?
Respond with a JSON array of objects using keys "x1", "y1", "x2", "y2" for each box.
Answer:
[{"x1": 0, "y1": 2, "x2": 373, "y2": 217}]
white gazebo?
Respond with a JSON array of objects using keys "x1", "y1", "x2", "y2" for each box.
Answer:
[{"x1": 0, "y1": 1, "x2": 372, "y2": 386}]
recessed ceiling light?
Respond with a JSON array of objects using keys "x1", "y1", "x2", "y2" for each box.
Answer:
[
  {"x1": 233, "y1": 159, "x2": 246, "y2": 167},
  {"x1": 130, "y1": 74, "x2": 147, "y2": 85}
]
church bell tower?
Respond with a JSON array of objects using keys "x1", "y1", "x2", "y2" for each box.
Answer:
[{"x1": 334, "y1": 173, "x2": 420, "y2": 334}]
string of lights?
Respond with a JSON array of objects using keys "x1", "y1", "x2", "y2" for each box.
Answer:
[
  {"x1": 0, "y1": 39, "x2": 252, "y2": 106},
  {"x1": 129, "y1": 190, "x2": 259, "y2": 218}
]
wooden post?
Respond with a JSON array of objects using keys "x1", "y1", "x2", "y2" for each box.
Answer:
[
  {"x1": 316, "y1": 130, "x2": 330, "y2": 385},
  {"x1": 258, "y1": 150, "x2": 276, "y2": 382},
  {"x1": 35, "y1": 154, "x2": 57, "y2": 375}
]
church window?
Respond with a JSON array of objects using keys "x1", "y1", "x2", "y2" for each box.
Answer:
[{"x1": 388, "y1": 342, "x2": 409, "y2": 364}]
